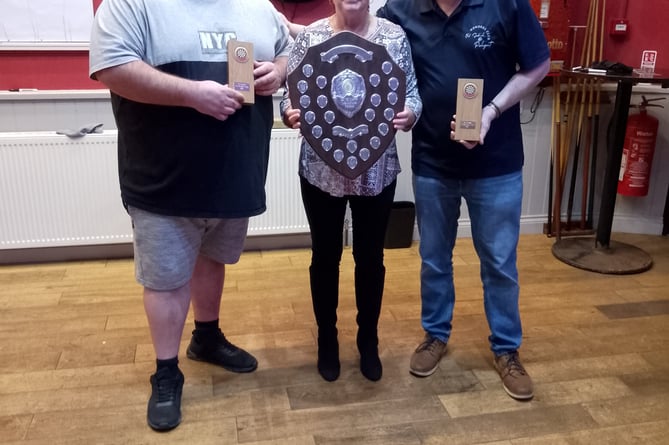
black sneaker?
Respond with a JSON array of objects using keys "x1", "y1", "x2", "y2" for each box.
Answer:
[
  {"x1": 147, "y1": 367, "x2": 184, "y2": 431},
  {"x1": 186, "y1": 330, "x2": 258, "y2": 373}
]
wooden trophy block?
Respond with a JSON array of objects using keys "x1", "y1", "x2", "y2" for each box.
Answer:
[
  {"x1": 227, "y1": 40, "x2": 255, "y2": 104},
  {"x1": 454, "y1": 78, "x2": 484, "y2": 141}
]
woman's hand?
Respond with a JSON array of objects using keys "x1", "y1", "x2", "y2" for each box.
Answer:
[
  {"x1": 283, "y1": 107, "x2": 301, "y2": 129},
  {"x1": 393, "y1": 107, "x2": 417, "y2": 132}
]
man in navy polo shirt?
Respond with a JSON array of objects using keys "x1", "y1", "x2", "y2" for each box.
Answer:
[{"x1": 377, "y1": 0, "x2": 549, "y2": 400}]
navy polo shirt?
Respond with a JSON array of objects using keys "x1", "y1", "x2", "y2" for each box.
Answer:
[{"x1": 378, "y1": 0, "x2": 550, "y2": 179}]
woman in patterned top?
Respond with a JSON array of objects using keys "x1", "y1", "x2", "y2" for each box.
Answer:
[{"x1": 281, "y1": 0, "x2": 421, "y2": 382}]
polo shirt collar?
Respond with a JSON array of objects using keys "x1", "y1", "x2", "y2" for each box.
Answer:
[{"x1": 418, "y1": 0, "x2": 484, "y2": 14}]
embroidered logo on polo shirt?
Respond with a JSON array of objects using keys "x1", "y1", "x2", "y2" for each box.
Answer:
[{"x1": 465, "y1": 25, "x2": 493, "y2": 50}]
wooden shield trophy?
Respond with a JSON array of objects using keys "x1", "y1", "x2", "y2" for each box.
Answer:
[
  {"x1": 227, "y1": 40, "x2": 254, "y2": 104},
  {"x1": 454, "y1": 78, "x2": 484, "y2": 141},
  {"x1": 287, "y1": 31, "x2": 406, "y2": 179}
]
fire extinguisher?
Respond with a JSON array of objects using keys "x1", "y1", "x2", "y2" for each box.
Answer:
[{"x1": 618, "y1": 96, "x2": 665, "y2": 196}]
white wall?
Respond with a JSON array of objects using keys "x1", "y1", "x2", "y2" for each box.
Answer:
[{"x1": 0, "y1": 85, "x2": 666, "y2": 250}]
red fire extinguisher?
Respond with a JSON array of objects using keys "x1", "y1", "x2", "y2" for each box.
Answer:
[{"x1": 618, "y1": 96, "x2": 665, "y2": 196}]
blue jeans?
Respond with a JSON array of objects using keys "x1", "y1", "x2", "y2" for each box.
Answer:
[{"x1": 414, "y1": 171, "x2": 523, "y2": 355}]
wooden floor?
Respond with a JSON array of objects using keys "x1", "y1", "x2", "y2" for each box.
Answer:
[{"x1": 1, "y1": 233, "x2": 668, "y2": 444}]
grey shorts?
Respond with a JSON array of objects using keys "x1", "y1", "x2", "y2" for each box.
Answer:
[{"x1": 128, "y1": 206, "x2": 249, "y2": 291}]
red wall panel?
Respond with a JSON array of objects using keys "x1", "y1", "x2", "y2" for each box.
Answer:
[
  {"x1": 530, "y1": 0, "x2": 571, "y2": 73},
  {"x1": 0, "y1": 0, "x2": 666, "y2": 91},
  {"x1": 1, "y1": 51, "x2": 97, "y2": 90},
  {"x1": 269, "y1": 0, "x2": 333, "y2": 25},
  {"x1": 570, "y1": 0, "x2": 669, "y2": 69}
]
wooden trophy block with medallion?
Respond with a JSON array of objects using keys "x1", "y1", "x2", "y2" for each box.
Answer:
[
  {"x1": 227, "y1": 40, "x2": 255, "y2": 104},
  {"x1": 454, "y1": 78, "x2": 484, "y2": 141}
]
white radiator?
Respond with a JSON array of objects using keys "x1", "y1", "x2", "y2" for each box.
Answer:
[
  {"x1": 0, "y1": 129, "x2": 308, "y2": 250},
  {"x1": 249, "y1": 129, "x2": 309, "y2": 236}
]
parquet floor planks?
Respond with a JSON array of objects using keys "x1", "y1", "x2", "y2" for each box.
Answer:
[{"x1": 0, "y1": 233, "x2": 667, "y2": 444}]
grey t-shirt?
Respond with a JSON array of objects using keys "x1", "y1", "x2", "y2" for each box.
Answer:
[
  {"x1": 90, "y1": 0, "x2": 289, "y2": 77},
  {"x1": 89, "y1": 0, "x2": 291, "y2": 218}
]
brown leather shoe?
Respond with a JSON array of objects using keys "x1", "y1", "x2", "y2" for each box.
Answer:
[
  {"x1": 493, "y1": 352, "x2": 534, "y2": 400},
  {"x1": 409, "y1": 334, "x2": 447, "y2": 377}
]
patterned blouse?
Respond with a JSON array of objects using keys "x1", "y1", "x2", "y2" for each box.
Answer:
[{"x1": 283, "y1": 16, "x2": 422, "y2": 197}]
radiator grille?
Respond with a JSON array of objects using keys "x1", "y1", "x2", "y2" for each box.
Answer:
[
  {"x1": 0, "y1": 129, "x2": 308, "y2": 250},
  {"x1": 248, "y1": 129, "x2": 309, "y2": 235}
]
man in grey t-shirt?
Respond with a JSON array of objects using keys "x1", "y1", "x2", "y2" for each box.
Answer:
[{"x1": 89, "y1": 0, "x2": 290, "y2": 431}]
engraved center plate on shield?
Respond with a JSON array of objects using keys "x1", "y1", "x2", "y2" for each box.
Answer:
[{"x1": 287, "y1": 31, "x2": 406, "y2": 179}]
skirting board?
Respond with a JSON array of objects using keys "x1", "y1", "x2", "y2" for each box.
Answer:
[
  {"x1": 0, "y1": 233, "x2": 313, "y2": 265},
  {"x1": 0, "y1": 216, "x2": 550, "y2": 265}
]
